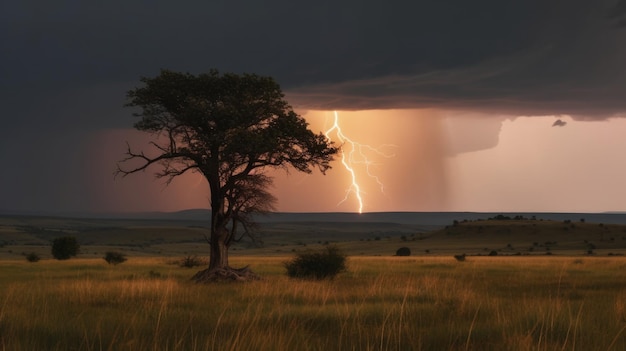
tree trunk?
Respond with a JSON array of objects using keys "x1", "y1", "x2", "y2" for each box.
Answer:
[
  {"x1": 191, "y1": 210, "x2": 260, "y2": 283},
  {"x1": 209, "y1": 227, "x2": 229, "y2": 270}
]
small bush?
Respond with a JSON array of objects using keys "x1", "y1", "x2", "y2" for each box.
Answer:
[
  {"x1": 284, "y1": 245, "x2": 347, "y2": 280},
  {"x1": 454, "y1": 254, "x2": 466, "y2": 262},
  {"x1": 51, "y1": 236, "x2": 80, "y2": 260},
  {"x1": 25, "y1": 252, "x2": 40, "y2": 262},
  {"x1": 180, "y1": 255, "x2": 204, "y2": 268},
  {"x1": 395, "y1": 247, "x2": 411, "y2": 256},
  {"x1": 104, "y1": 251, "x2": 127, "y2": 265}
]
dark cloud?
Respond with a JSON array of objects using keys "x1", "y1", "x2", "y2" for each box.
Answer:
[
  {"x1": 0, "y1": 130, "x2": 95, "y2": 212},
  {"x1": 552, "y1": 119, "x2": 567, "y2": 127},
  {"x1": 607, "y1": 0, "x2": 626, "y2": 21},
  {"x1": 2, "y1": 0, "x2": 625, "y2": 132},
  {"x1": 607, "y1": 0, "x2": 626, "y2": 27}
]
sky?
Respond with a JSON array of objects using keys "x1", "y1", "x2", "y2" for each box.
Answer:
[{"x1": 1, "y1": 1, "x2": 626, "y2": 214}]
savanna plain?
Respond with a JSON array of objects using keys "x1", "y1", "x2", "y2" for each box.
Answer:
[{"x1": 3, "y1": 214, "x2": 626, "y2": 350}]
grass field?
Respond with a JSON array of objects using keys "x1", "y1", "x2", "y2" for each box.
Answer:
[
  {"x1": 2, "y1": 256, "x2": 626, "y2": 350},
  {"x1": 3, "y1": 214, "x2": 626, "y2": 350}
]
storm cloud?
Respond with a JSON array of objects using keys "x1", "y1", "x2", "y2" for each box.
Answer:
[{"x1": 2, "y1": 0, "x2": 625, "y2": 130}]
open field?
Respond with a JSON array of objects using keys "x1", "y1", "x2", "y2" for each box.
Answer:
[
  {"x1": 2, "y1": 256, "x2": 626, "y2": 350},
  {"x1": 3, "y1": 213, "x2": 626, "y2": 349}
]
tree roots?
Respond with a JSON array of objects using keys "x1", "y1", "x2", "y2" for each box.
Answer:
[{"x1": 191, "y1": 265, "x2": 261, "y2": 283}]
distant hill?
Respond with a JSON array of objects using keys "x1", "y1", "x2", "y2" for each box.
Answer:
[
  {"x1": 3, "y1": 209, "x2": 626, "y2": 226},
  {"x1": 3, "y1": 212, "x2": 626, "y2": 257},
  {"x1": 141, "y1": 210, "x2": 626, "y2": 226},
  {"x1": 119, "y1": 210, "x2": 626, "y2": 227},
  {"x1": 424, "y1": 217, "x2": 626, "y2": 256}
]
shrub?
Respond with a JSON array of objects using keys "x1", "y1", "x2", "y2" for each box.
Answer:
[
  {"x1": 395, "y1": 247, "x2": 411, "y2": 256},
  {"x1": 104, "y1": 251, "x2": 127, "y2": 265},
  {"x1": 180, "y1": 255, "x2": 204, "y2": 268},
  {"x1": 454, "y1": 254, "x2": 466, "y2": 262},
  {"x1": 51, "y1": 236, "x2": 80, "y2": 260},
  {"x1": 284, "y1": 245, "x2": 347, "y2": 280},
  {"x1": 25, "y1": 252, "x2": 40, "y2": 262}
]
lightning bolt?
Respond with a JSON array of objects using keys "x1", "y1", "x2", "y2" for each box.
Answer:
[{"x1": 324, "y1": 111, "x2": 395, "y2": 214}]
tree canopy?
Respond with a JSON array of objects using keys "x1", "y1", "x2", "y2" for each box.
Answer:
[{"x1": 117, "y1": 69, "x2": 337, "y2": 281}]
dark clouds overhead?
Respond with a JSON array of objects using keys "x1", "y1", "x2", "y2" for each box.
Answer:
[
  {"x1": 607, "y1": 0, "x2": 626, "y2": 26},
  {"x1": 2, "y1": 0, "x2": 625, "y2": 131}
]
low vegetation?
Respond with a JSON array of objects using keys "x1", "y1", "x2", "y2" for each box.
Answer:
[
  {"x1": 395, "y1": 247, "x2": 411, "y2": 256},
  {"x1": 103, "y1": 251, "x2": 127, "y2": 265},
  {"x1": 453, "y1": 253, "x2": 466, "y2": 261},
  {"x1": 2, "y1": 256, "x2": 626, "y2": 350},
  {"x1": 284, "y1": 245, "x2": 347, "y2": 280},
  {"x1": 24, "y1": 252, "x2": 40, "y2": 262},
  {"x1": 51, "y1": 236, "x2": 80, "y2": 260},
  {"x1": 178, "y1": 255, "x2": 206, "y2": 268}
]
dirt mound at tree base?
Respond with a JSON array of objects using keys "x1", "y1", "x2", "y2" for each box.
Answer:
[{"x1": 191, "y1": 265, "x2": 261, "y2": 283}]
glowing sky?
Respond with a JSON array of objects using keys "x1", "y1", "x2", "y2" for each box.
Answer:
[
  {"x1": 55, "y1": 110, "x2": 625, "y2": 214},
  {"x1": 260, "y1": 111, "x2": 626, "y2": 213},
  {"x1": 1, "y1": 1, "x2": 626, "y2": 214}
]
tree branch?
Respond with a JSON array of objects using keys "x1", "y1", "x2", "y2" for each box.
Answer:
[{"x1": 115, "y1": 141, "x2": 198, "y2": 184}]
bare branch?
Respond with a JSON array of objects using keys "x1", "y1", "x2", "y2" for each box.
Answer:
[
  {"x1": 161, "y1": 164, "x2": 197, "y2": 185},
  {"x1": 115, "y1": 141, "x2": 198, "y2": 183},
  {"x1": 149, "y1": 141, "x2": 170, "y2": 154}
]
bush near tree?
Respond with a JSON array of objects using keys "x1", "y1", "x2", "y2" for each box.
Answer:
[
  {"x1": 396, "y1": 247, "x2": 411, "y2": 256},
  {"x1": 25, "y1": 252, "x2": 40, "y2": 262},
  {"x1": 51, "y1": 236, "x2": 80, "y2": 260},
  {"x1": 179, "y1": 255, "x2": 205, "y2": 268},
  {"x1": 284, "y1": 246, "x2": 347, "y2": 280},
  {"x1": 104, "y1": 251, "x2": 127, "y2": 265}
]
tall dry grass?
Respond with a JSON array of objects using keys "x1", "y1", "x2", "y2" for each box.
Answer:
[{"x1": 1, "y1": 256, "x2": 626, "y2": 350}]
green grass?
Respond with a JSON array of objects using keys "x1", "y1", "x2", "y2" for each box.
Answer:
[{"x1": 2, "y1": 256, "x2": 626, "y2": 350}]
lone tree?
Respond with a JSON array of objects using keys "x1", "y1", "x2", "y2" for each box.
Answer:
[{"x1": 117, "y1": 69, "x2": 337, "y2": 282}]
